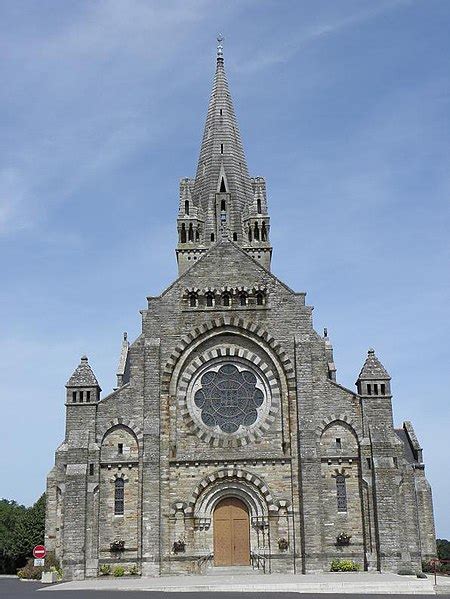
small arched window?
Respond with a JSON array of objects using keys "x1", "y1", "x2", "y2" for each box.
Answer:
[
  {"x1": 210, "y1": 233, "x2": 215, "y2": 242},
  {"x1": 261, "y1": 222, "x2": 267, "y2": 242},
  {"x1": 233, "y1": 232, "x2": 237, "y2": 241},
  {"x1": 206, "y1": 293, "x2": 214, "y2": 307},
  {"x1": 195, "y1": 228, "x2": 200, "y2": 242},
  {"x1": 222, "y1": 292, "x2": 231, "y2": 307},
  {"x1": 189, "y1": 293, "x2": 197, "y2": 308},
  {"x1": 114, "y1": 478, "x2": 124, "y2": 515},
  {"x1": 257, "y1": 198, "x2": 262, "y2": 214},
  {"x1": 221, "y1": 199, "x2": 226, "y2": 211},
  {"x1": 239, "y1": 292, "x2": 247, "y2": 307},
  {"x1": 254, "y1": 223, "x2": 260, "y2": 241},
  {"x1": 256, "y1": 292, "x2": 264, "y2": 306},
  {"x1": 180, "y1": 223, "x2": 187, "y2": 243},
  {"x1": 248, "y1": 228, "x2": 252, "y2": 242},
  {"x1": 336, "y1": 474, "x2": 347, "y2": 512},
  {"x1": 184, "y1": 200, "x2": 190, "y2": 215},
  {"x1": 188, "y1": 223, "x2": 194, "y2": 242}
]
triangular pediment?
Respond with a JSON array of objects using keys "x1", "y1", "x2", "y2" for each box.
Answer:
[{"x1": 161, "y1": 239, "x2": 293, "y2": 300}]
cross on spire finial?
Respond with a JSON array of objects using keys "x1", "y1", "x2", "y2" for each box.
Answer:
[{"x1": 217, "y1": 34, "x2": 224, "y2": 59}]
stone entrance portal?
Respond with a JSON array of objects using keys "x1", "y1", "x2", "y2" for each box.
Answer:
[{"x1": 213, "y1": 497, "x2": 250, "y2": 566}]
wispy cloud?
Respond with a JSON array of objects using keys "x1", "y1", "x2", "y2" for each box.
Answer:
[
  {"x1": 236, "y1": 0, "x2": 412, "y2": 73},
  {"x1": 0, "y1": 0, "x2": 213, "y2": 236}
]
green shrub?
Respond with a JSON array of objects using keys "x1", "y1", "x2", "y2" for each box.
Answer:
[
  {"x1": 422, "y1": 558, "x2": 450, "y2": 575},
  {"x1": 17, "y1": 558, "x2": 43, "y2": 580},
  {"x1": 113, "y1": 565, "x2": 125, "y2": 577},
  {"x1": 397, "y1": 568, "x2": 415, "y2": 575},
  {"x1": 330, "y1": 559, "x2": 360, "y2": 572},
  {"x1": 16, "y1": 550, "x2": 62, "y2": 580},
  {"x1": 99, "y1": 564, "x2": 111, "y2": 576},
  {"x1": 128, "y1": 564, "x2": 139, "y2": 575},
  {"x1": 44, "y1": 551, "x2": 62, "y2": 579},
  {"x1": 422, "y1": 560, "x2": 433, "y2": 573}
]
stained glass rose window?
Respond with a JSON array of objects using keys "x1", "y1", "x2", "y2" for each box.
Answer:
[{"x1": 193, "y1": 364, "x2": 264, "y2": 433}]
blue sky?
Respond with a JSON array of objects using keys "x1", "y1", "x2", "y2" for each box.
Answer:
[{"x1": 0, "y1": 1, "x2": 449, "y2": 537}]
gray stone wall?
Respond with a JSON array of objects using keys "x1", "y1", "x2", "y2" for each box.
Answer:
[{"x1": 45, "y1": 239, "x2": 437, "y2": 579}]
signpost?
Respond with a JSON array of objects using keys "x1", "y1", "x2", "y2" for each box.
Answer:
[{"x1": 33, "y1": 545, "x2": 46, "y2": 567}]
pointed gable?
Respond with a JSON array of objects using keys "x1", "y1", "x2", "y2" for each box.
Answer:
[
  {"x1": 164, "y1": 238, "x2": 294, "y2": 302},
  {"x1": 66, "y1": 355, "x2": 100, "y2": 388},
  {"x1": 358, "y1": 348, "x2": 391, "y2": 380}
]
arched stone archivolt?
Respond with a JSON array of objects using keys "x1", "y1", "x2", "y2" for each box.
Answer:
[
  {"x1": 184, "y1": 468, "x2": 284, "y2": 528},
  {"x1": 162, "y1": 317, "x2": 296, "y2": 395},
  {"x1": 178, "y1": 345, "x2": 280, "y2": 447},
  {"x1": 97, "y1": 419, "x2": 143, "y2": 445},
  {"x1": 316, "y1": 413, "x2": 362, "y2": 441}
]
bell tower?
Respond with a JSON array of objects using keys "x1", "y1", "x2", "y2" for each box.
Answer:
[{"x1": 176, "y1": 37, "x2": 272, "y2": 274}]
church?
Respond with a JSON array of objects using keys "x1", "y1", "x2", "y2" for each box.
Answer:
[{"x1": 45, "y1": 41, "x2": 436, "y2": 580}]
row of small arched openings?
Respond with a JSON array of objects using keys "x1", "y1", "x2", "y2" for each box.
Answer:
[
  {"x1": 248, "y1": 221, "x2": 268, "y2": 242},
  {"x1": 188, "y1": 290, "x2": 266, "y2": 308},
  {"x1": 180, "y1": 222, "x2": 200, "y2": 243}
]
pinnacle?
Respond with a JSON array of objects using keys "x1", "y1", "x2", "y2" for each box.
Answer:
[
  {"x1": 357, "y1": 348, "x2": 390, "y2": 381},
  {"x1": 66, "y1": 355, "x2": 100, "y2": 388}
]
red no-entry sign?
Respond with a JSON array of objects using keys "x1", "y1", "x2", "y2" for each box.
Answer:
[{"x1": 33, "y1": 545, "x2": 46, "y2": 559}]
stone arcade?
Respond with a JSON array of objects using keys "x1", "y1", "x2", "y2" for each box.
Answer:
[{"x1": 45, "y1": 41, "x2": 436, "y2": 579}]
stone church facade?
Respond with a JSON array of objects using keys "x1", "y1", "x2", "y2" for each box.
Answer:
[{"x1": 45, "y1": 42, "x2": 436, "y2": 580}]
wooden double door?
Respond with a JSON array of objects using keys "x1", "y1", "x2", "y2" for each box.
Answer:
[{"x1": 213, "y1": 497, "x2": 250, "y2": 566}]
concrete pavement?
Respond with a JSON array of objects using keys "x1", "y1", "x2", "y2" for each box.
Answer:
[{"x1": 40, "y1": 571, "x2": 438, "y2": 594}]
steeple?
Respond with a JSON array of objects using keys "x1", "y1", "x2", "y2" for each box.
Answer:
[{"x1": 176, "y1": 38, "x2": 272, "y2": 274}]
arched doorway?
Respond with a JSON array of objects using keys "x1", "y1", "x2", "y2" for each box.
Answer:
[{"x1": 213, "y1": 497, "x2": 250, "y2": 566}]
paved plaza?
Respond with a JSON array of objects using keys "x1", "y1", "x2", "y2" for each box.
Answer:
[
  {"x1": 41, "y1": 572, "x2": 450, "y2": 595},
  {"x1": 1, "y1": 574, "x2": 450, "y2": 598}
]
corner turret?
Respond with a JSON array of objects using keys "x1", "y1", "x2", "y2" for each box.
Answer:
[
  {"x1": 356, "y1": 348, "x2": 393, "y2": 429},
  {"x1": 65, "y1": 355, "x2": 101, "y2": 438}
]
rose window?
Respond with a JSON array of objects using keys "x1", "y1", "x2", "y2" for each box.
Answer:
[{"x1": 193, "y1": 363, "x2": 265, "y2": 433}]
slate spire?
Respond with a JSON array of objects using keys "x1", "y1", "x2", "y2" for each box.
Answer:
[
  {"x1": 176, "y1": 38, "x2": 272, "y2": 274},
  {"x1": 192, "y1": 36, "x2": 253, "y2": 228}
]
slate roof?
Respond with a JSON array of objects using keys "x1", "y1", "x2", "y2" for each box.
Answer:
[
  {"x1": 358, "y1": 348, "x2": 390, "y2": 380},
  {"x1": 395, "y1": 428, "x2": 417, "y2": 463},
  {"x1": 66, "y1": 355, "x2": 100, "y2": 388},
  {"x1": 192, "y1": 44, "x2": 254, "y2": 229}
]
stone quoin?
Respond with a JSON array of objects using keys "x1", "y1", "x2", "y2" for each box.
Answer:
[{"x1": 45, "y1": 39, "x2": 436, "y2": 580}]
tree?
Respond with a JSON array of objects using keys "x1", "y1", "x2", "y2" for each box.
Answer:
[
  {"x1": 434, "y1": 539, "x2": 450, "y2": 574},
  {"x1": 0, "y1": 494, "x2": 45, "y2": 574}
]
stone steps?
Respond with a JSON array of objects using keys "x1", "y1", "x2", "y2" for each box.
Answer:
[{"x1": 205, "y1": 565, "x2": 257, "y2": 576}]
